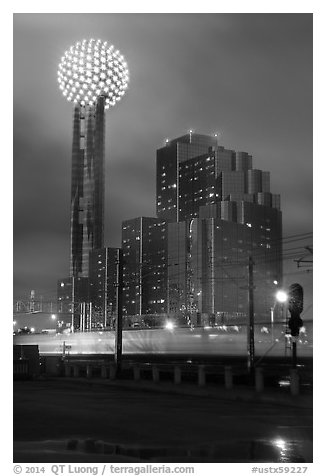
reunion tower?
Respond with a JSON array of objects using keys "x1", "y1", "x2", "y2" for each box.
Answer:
[{"x1": 57, "y1": 38, "x2": 129, "y2": 279}]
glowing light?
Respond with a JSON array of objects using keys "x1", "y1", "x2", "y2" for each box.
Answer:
[
  {"x1": 273, "y1": 439, "x2": 287, "y2": 450},
  {"x1": 57, "y1": 39, "x2": 129, "y2": 109},
  {"x1": 51, "y1": 314, "x2": 57, "y2": 320},
  {"x1": 31, "y1": 328, "x2": 35, "y2": 333},
  {"x1": 165, "y1": 321, "x2": 175, "y2": 331},
  {"x1": 276, "y1": 290, "x2": 288, "y2": 303}
]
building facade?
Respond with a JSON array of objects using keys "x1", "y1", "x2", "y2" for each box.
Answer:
[
  {"x1": 159, "y1": 132, "x2": 282, "y2": 323},
  {"x1": 156, "y1": 133, "x2": 219, "y2": 222},
  {"x1": 57, "y1": 276, "x2": 89, "y2": 329},
  {"x1": 88, "y1": 247, "x2": 120, "y2": 328},
  {"x1": 121, "y1": 217, "x2": 168, "y2": 320}
]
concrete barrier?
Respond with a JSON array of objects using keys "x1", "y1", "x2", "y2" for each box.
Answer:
[
  {"x1": 101, "y1": 365, "x2": 107, "y2": 379},
  {"x1": 86, "y1": 364, "x2": 93, "y2": 379},
  {"x1": 109, "y1": 363, "x2": 116, "y2": 380},
  {"x1": 174, "y1": 366, "x2": 181, "y2": 385},
  {"x1": 152, "y1": 366, "x2": 160, "y2": 383},
  {"x1": 198, "y1": 365, "x2": 206, "y2": 387},
  {"x1": 43, "y1": 357, "x2": 62, "y2": 376},
  {"x1": 255, "y1": 367, "x2": 264, "y2": 393},
  {"x1": 73, "y1": 365, "x2": 80, "y2": 378},
  {"x1": 290, "y1": 368, "x2": 300, "y2": 396},
  {"x1": 133, "y1": 364, "x2": 141, "y2": 381},
  {"x1": 224, "y1": 365, "x2": 233, "y2": 390},
  {"x1": 64, "y1": 364, "x2": 71, "y2": 377}
]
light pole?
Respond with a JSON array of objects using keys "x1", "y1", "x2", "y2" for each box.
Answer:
[
  {"x1": 272, "y1": 289, "x2": 288, "y2": 342},
  {"x1": 247, "y1": 255, "x2": 255, "y2": 375}
]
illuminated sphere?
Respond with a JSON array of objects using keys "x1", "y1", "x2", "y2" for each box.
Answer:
[{"x1": 57, "y1": 38, "x2": 129, "y2": 109}]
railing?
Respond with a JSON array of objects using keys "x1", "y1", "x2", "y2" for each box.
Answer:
[{"x1": 61, "y1": 360, "x2": 302, "y2": 396}]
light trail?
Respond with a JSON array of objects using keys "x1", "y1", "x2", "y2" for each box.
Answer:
[{"x1": 13, "y1": 324, "x2": 313, "y2": 357}]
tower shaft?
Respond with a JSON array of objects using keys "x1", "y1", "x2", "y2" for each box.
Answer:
[{"x1": 70, "y1": 96, "x2": 105, "y2": 278}]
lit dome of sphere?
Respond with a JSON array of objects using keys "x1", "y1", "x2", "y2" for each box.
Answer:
[{"x1": 57, "y1": 38, "x2": 129, "y2": 109}]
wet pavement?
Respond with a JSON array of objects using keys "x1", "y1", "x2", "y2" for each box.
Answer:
[{"x1": 13, "y1": 379, "x2": 312, "y2": 463}]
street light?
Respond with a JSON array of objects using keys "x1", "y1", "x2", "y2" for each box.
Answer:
[
  {"x1": 275, "y1": 290, "x2": 288, "y2": 303},
  {"x1": 165, "y1": 321, "x2": 175, "y2": 331},
  {"x1": 270, "y1": 290, "x2": 288, "y2": 342}
]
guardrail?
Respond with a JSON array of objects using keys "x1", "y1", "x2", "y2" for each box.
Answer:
[{"x1": 61, "y1": 360, "x2": 301, "y2": 396}]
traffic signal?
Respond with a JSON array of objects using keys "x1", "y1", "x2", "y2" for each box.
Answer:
[
  {"x1": 288, "y1": 283, "x2": 304, "y2": 314},
  {"x1": 287, "y1": 283, "x2": 304, "y2": 337},
  {"x1": 288, "y1": 314, "x2": 303, "y2": 337}
]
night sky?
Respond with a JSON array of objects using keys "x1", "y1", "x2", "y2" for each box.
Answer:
[{"x1": 13, "y1": 13, "x2": 313, "y2": 310}]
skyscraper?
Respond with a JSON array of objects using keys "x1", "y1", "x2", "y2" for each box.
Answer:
[
  {"x1": 56, "y1": 39, "x2": 129, "y2": 324},
  {"x1": 156, "y1": 133, "x2": 219, "y2": 222},
  {"x1": 159, "y1": 132, "x2": 282, "y2": 323},
  {"x1": 89, "y1": 247, "x2": 120, "y2": 328},
  {"x1": 121, "y1": 217, "x2": 167, "y2": 320},
  {"x1": 119, "y1": 132, "x2": 282, "y2": 325}
]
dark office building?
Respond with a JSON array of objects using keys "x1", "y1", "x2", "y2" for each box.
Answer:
[
  {"x1": 167, "y1": 205, "x2": 282, "y2": 323},
  {"x1": 156, "y1": 133, "x2": 219, "y2": 222},
  {"x1": 122, "y1": 217, "x2": 167, "y2": 318},
  {"x1": 57, "y1": 276, "x2": 89, "y2": 329},
  {"x1": 156, "y1": 132, "x2": 256, "y2": 222},
  {"x1": 162, "y1": 132, "x2": 282, "y2": 323},
  {"x1": 70, "y1": 96, "x2": 105, "y2": 278},
  {"x1": 167, "y1": 220, "x2": 192, "y2": 322},
  {"x1": 199, "y1": 201, "x2": 282, "y2": 322},
  {"x1": 89, "y1": 247, "x2": 119, "y2": 328}
]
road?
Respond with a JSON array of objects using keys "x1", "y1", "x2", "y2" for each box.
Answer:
[
  {"x1": 13, "y1": 322, "x2": 313, "y2": 357},
  {"x1": 13, "y1": 379, "x2": 312, "y2": 463}
]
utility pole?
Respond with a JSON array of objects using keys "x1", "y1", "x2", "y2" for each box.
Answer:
[
  {"x1": 89, "y1": 302, "x2": 92, "y2": 331},
  {"x1": 104, "y1": 248, "x2": 108, "y2": 328},
  {"x1": 71, "y1": 276, "x2": 75, "y2": 332},
  {"x1": 247, "y1": 255, "x2": 255, "y2": 374},
  {"x1": 114, "y1": 248, "x2": 123, "y2": 375}
]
